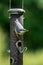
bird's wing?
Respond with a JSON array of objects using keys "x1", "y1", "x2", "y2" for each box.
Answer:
[{"x1": 15, "y1": 19, "x2": 24, "y2": 30}]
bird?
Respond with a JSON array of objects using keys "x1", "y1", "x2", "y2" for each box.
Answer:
[{"x1": 14, "y1": 19, "x2": 28, "y2": 36}]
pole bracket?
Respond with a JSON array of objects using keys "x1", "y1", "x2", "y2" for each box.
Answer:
[
  {"x1": 16, "y1": 40, "x2": 27, "y2": 53},
  {"x1": 8, "y1": 8, "x2": 25, "y2": 14}
]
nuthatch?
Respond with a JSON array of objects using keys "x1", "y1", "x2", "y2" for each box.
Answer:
[{"x1": 14, "y1": 19, "x2": 28, "y2": 36}]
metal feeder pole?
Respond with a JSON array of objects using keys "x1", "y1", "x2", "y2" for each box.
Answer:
[{"x1": 8, "y1": 8, "x2": 25, "y2": 65}]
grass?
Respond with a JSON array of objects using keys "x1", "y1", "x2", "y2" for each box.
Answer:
[
  {"x1": 23, "y1": 50, "x2": 43, "y2": 65},
  {"x1": 0, "y1": 27, "x2": 10, "y2": 65}
]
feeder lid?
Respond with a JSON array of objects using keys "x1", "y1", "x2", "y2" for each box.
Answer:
[{"x1": 8, "y1": 8, "x2": 25, "y2": 14}]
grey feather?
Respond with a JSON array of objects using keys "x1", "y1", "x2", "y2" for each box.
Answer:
[{"x1": 14, "y1": 19, "x2": 28, "y2": 35}]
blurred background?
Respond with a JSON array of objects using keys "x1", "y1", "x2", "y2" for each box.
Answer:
[{"x1": 0, "y1": 0, "x2": 43, "y2": 65}]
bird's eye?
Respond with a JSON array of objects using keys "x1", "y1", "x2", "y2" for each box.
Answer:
[{"x1": 20, "y1": 29, "x2": 22, "y2": 31}]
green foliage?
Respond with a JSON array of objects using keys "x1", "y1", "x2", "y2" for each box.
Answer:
[{"x1": 0, "y1": 0, "x2": 43, "y2": 50}]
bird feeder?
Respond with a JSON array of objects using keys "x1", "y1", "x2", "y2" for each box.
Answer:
[{"x1": 8, "y1": 8, "x2": 25, "y2": 65}]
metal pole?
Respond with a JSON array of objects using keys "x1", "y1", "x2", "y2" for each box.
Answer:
[{"x1": 8, "y1": 8, "x2": 25, "y2": 65}]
